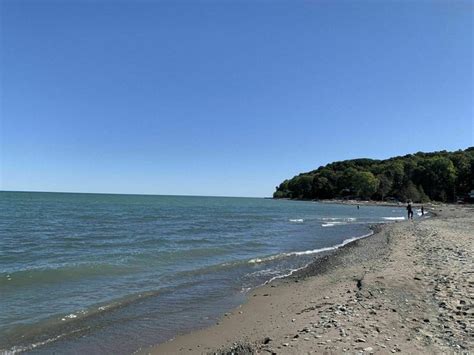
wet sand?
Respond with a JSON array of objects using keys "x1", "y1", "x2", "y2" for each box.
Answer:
[{"x1": 141, "y1": 205, "x2": 473, "y2": 354}]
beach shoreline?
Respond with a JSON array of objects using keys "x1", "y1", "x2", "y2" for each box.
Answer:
[
  {"x1": 1, "y1": 195, "x2": 412, "y2": 355},
  {"x1": 275, "y1": 197, "x2": 445, "y2": 209},
  {"x1": 140, "y1": 205, "x2": 473, "y2": 354}
]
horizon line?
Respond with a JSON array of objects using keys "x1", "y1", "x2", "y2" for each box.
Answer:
[{"x1": 0, "y1": 189, "x2": 269, "y2": 199}]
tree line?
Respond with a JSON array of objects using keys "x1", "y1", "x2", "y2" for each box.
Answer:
[{"x1": 273, "y1": 147, "x2": 474, "y2": 203}]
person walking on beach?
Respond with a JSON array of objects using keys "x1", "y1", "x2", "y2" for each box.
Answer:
[{"x1": 406, "y1": 201, "x2": 414, "y2": 220}]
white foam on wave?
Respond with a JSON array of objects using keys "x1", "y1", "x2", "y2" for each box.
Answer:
[
  {"x1": 246, "y1": 268, "x2": 280, "y2": 278},
  {"x1": 321, "y1": 223, "x2": 335, "y2": 227},
  {"x1": 321, "y1": 221, "x2": 346, "y2": 227},
  {"x1": 289, "y1": 219, "x2": 304, "y2": 223},
  {"x1": 322, "y1": 217, "x2": 356, "y2": 222},
  {"x1": 248, "y1": 230, "x2": 374, "y2": 267},
  {"x1": 262, "y1": 231, "x2": 374, "y2": 285},
  {"x1": 4, "y1": 326, "x2": 85, "y2": 355},
  {"x1": 383, "y1": 217, "x2": 405, "y2": 220},
  {"x1": 248, "y1": 254, "x2": 281, "y2": 264},
  {"x1": 5, "y1": 334, "x2": 65, "y2": 354}
]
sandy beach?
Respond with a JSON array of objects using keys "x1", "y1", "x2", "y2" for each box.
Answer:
[{"x1": 141, "y1": 205, "x2": 473, "y2": 354}]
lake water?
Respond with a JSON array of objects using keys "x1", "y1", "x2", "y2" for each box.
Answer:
[{"x1": 0, "y1": 192, "x2": 409, "y2": 354}]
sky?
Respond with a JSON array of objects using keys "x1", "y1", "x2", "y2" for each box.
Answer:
[{"x1": 1, "y1": 0, "x2": 473, "y2": 197}]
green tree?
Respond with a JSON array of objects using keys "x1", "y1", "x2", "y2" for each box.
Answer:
[
  {"x1": 312, "y1": 176, "x2": 334, "y2": 199},
  {"x1": 420, "y1": 157, "x2": 457, "y2": 201},
  {"x1": 376, "y1": 174, "x2": 393, "y2": 200},
  {"x1": 399, "y1": 181, "x2": 421, "y2": 202},
  {"x1": 387, "y1": 160, "x2": 405, "y2": 193},
  {"x1": 273, "y1": 147, "x2": 472, "y2": 202},
  {"x1": 288, "y1": 175, "x2": 313, "y2": 199},
  {"x1": 451, "y1": 153, "x2": 473, "y2": 195},
  {"x1": 273, "y1": 190, "x2": 288, "y2": 198},
  {"x1": 418, "y1": 185, "x2": 430, "y2": 203},
  {"x1": 352, "y1": 171, "x2": 379, "y2": 199}
]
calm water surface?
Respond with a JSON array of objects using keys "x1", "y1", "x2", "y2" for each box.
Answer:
[{"x1": 0, "y1": 192, "x2": 410, "y2": 354}]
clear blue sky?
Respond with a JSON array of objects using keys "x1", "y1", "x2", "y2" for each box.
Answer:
[{"x1": 1, "y1": 0, "x2": 473, "y2": 197}]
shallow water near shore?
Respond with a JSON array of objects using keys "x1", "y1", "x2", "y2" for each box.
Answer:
[{"x1": 0, "y1": 192, "x2": 410, "y2": 354}]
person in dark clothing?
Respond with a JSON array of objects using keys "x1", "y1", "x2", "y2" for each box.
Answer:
[
  {"x1": 421, "y1": 206, "x2": 424, "y2": 216},
  {"x1": 407, "y1": 202, "x2": 414, "y2": 220}
]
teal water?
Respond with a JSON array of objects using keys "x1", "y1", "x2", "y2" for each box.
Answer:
[{"x1": 0, "y1": 192, "x2": 410, "y2": 354}]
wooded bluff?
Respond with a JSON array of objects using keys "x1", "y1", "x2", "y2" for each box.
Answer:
[{"x1": 273, "y1": 147, "x2": 474, "y2": 203}]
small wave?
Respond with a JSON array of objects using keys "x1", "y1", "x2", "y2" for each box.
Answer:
[
  {"x1": 6, "y1": 334, "x2": 66, "y2": 354},
  {"x1": 61, "y1": 313, "x2": 78, "y2": 321},
  {"x1": 321, "y1": 221, "x2": 346, "y2": 227},
  {"x1": 321, "y1": 223, "x2": 335, "y2": 227},
  {"x1": 246, "y1": 268, "x2": 280, "y2": 278},
  {"x1": 265, "y1": 265, "x2": 309, "y2": 284},
  {"x1": 383, "y1": 217, "x2": 405, "y2": 220},
  {"x1": 1, "y1": 289, "x2": 167, "y2": 354},
  {"x1": 289, "y1": 219, "x2": 304, "y2": 223},
  {"x1": 3, "y1": 327, "x2": 85, "y2": 354},
  {"x1": 248, "y1": 255, "x2": 280, "y2": 264},
  {"x1": 249, "y1": 231, "x2": 374, "y2": 265},
  {"x1": 262, "y1": 231, "x2": 374, "y2": 284},
  {"x1": 321, "y1": 217, "x2": 356, "y2": 222}
]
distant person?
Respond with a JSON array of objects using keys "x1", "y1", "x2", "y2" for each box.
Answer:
[
  {"x1": 406, "y1": 201, "x2": 414, "y2": 220},
  {"x1": 421, "y1": 206, "x2": 424, "y2": 216},
  {"x1": 357, "y1": 205, "x2": 360, "y2": 210}
]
